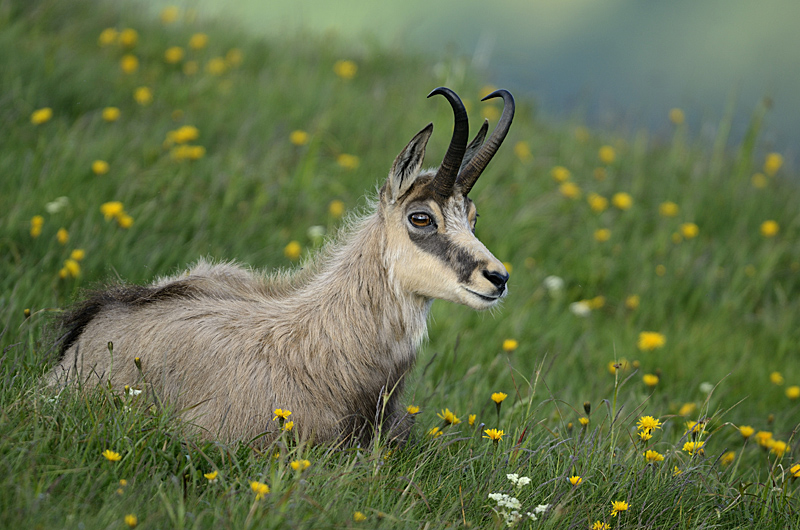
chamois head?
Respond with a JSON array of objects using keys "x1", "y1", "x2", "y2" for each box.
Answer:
[{"x1": 380, "y1": 87, "x2": 514, "y2": 310}]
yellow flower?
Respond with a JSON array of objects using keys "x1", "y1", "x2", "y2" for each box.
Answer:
[
  {"x1": 102, "y1": 107, "x2": 120, "y2": 122},
  {"x1": 133, "y1": 86, "x2": 153, "y2": 106},
  {"x1": 333, "y1": 60, "x2": 357, "y2": 79},
  {"x1": 739, "y1": 425, "x2": 754, "y2": 439},
  {"x1": 406, "y1": 405, "x2": 420, "y2": 414},
  {"x1": 30, "y1": 107, "x2": 53, "y2": 125},
  {"x1": 587, "y1": 193, "x2": 608, "y2": 213},
  {"x1": 283, "y1": 421, "x2": 294, "y2": 431},
  {"x1": 611, "y1": 192, "x2": 633, "y2": 210},
  {"x1": 204, "y1": 470, "x2": 218, "y2": 482},
  {"x1": 353, "y1": 511, "x2": 367, "y2": 522},
  {"x1": 101, "y1": 201, "x2": 123, "y2": 220},
  {"x1": 160, "y1": 6, "x2": 180, "y2": 24},
  {"x1": 751, "y1": 173, "x2": 768, "y2": 188},
  {"x1": 625, "y1": 295, "x2": 640, "y2": 310},
  {"x1": 763, "y1": 152, "x2": 783, "y2": 176},
  {"x1": 678, "y1": 402, "x2": 696, "y2": 416},
  {"x1": 273, "y1": 408, "x2": 292, "y2": 421},
  {"x1": 102, "y1": 449, "x2": 122, "y2": 462},
  {"x1": 673, "y1": 466, "x2": 683, "y2": 476},
  {"x1": 587, "y1": 296, "x2": 605, "y2": 309},
  {"x1": 250, "y1": 481, "x2": 269, "y2": 500},
  {"x1": 56, "y1": 228, "x2": 69, "y2": 245},
  {"x1": 120, "y1": 54, "x2": 139, "y2": 74},
  {"x1": 513, "y1": 141, "x2": 533, "y2": 162},
  {"x1": 468, "y1": 414, "x2": 476, "y2": 426},
  {"x1": 637, "y1": 331, "x2": 666, "y2": 351},
  {"x1": 502, "y1": 339, "x2": 518, "y2": 352},
  {"x1": 668, "y1": 108, "x2": 685, "y2": 125},
  {"x1": 225, "y1": 48, "x2": 244, "y2": 67},
  {"x1": 559, "y1": 181, "x2": 581, "y2": 199},
  {"x1": 592, "y1": 522, "x2": 610, "y2": 530},
  {"x1": 117, "y1": 214, "x2": 134, "y2": 229},
  {"x1": 770, "y1": 371, "x2": 784, "y2": 385},
  {"x1": 680, "y1": 222, "x2": 699, "y2": 239},
  {"x1": 164, "y1": 46, "x2": 185, "y2": 64},
  {"x1": 336, "y1": 153, "x2": 360, "y2": 170},
  {"x1": 183, "y1": 61, "x2": 199, "y2": 75},
  {"x1": 610, "y1": 500, "x2": 629, "y2": 517},
  {"x1": 482, "y1": 428, "x2": 504, "y2": 442},
  {"x1": 659, "y1": 201, "x2": 679, "y2": 217},
  {"x1": 118, "y1": 28, "x2": 138, "y2": 48},
  {"x1": 644, "y1": 450, "x2": 664, "y2": 463},
  {"x1": 30, "y1": 215, "x2": 45, "y2": 238},
  {"x1": 790, "y1": 463, "x2": 800, "y2": 478},
  {"x1": 124, "y1": 514, "x2": 138, "y2": 528},
  {"x1": 550, "y1": 165, "x2": 570, "y2": 182},
  {"x1": 428, "y1": 426, "x2": 442, "y2": 437},
  {"x1": 189, "y1": 33, "x2": 208, "y2": 50},
  {"x1": 638, "y1": 430, "x2": 652, "y2": 442},
  {"x1": 771, "y1": 440, "x2": 789, "y2": 457},
  {"x1": 290, "y1": 130, "x2": 309, "y2": 146},
  {"x1": 329, "y1": 199, "x2": 345, "y2": 218},
  {"x1": 290, "y1": 459, "x2": 310, "y2": 471},
  {"x1": 205, "y1": 57, "x2": 227, "y2": 76},
  {"x1": 636, "y1": 415, "x2": 662, "y2": 433},
  {"x1": 755, "y1": 431, "x2": 773, "y2": 448},
  {"x1": 437, "y1": 408, "x2": 461, "y2": 425},
  {"x1": 170, "y1": 125, "x2": 200, "y2": 144},
  {"x1": 170, "y1": 145, "x2": 206, "y2": 160},
  {"x1": 682, "y1": 441, "x2": 705, "y2": 455},
  {"x1": 786, "y1": 386, "x2": 800, "y2": 399},
  {"x1": 578, "y1": 417, "x2": 589, "y2": 427},
  {"x1": 598, "y1": 145, "x2": 616, "y2": 165},
  {"x1": 98, "y1": 28, "x2": 118, "y2": 47},
  {"x1": 92, "y1": 160, "x2": 110, "y2": 175},
  {"x1": 568, "y1": 475, "x2": 582, "y2": 486},
  {"x1": 721, "y1": 451, "x2": 735, "y2": 466},
  {"x1": 70, "y1": 249, "x2": 85, "y2": 261},
  {"x1": 642, "y1": 374, "x2": 659, "y2": 387},
  {"x1": 63, "y1": 259, "x2": 80, "y2": 278},
  {"x1": 284, "y1": 241, "x2": 302, "y2": 260},
  {"x1": 655, "y1": 264, "x2": 666, "y2": 276},
  {"x1": 760, "y1": 220, "x2": 779, "y2": 238},
  {"x1": 593, "y1": 228, "x2": 611, "y2": 242},
  {"x1": 491, "y1": 392, "x2": 508, "y2": 404}
]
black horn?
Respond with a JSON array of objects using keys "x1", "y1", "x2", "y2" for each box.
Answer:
[
  {"x1": 456, "y1": 89, "x2": 515, "y2": 195},
  {"x1": 427, "y1": 87, "x2": 469, "y2": 199}
]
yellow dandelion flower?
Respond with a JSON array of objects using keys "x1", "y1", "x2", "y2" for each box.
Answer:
[
  {"x1": 225, "y1": 48, "x2": 244, "y2": 67},
  {"x1": 638, "y1": 430, "x2": 652, "y2": 442},
  {"x1": 164, "y1": 46, "x2": 185, "y2": 64},
  {"x1": 336, "y1": 153, "x2": 359, "y2": 170},
  {"x1": 738, "y1": 425, "x2": 754, "y2": 439},
  {"x1": 593, "y1": 228, "x2": 611, "y2": 242},
  {"x1": 290, "y1": 459, "x2": 310, "y2": 471},
  {"x1": 610, "y1": 500, "x2": 628, "y2": 517},
  {"x1": 124, "y1": 514, "x2": 138, "y2": 528},
  {"x1": 655, "y1": 264, "x2": 667, "y2": 276},
  {"x1": 751, "y1": 173, "x2": 768, "y2": 188},
  {"x1": 406, "y1": 405, "x2": 420, "y2": 414},
  {"x1": 673, "y1": 466, "x2": 683, "y2": 476},
  {"x1": 70, "y1": 249, "x2": 85, "y2": 261},
  {"x1": 642, "y1": 374, "x2": 659, "y2": 387},
  {"x1": 118, "y1": 28, "x2": 138, "y2": 48},
  {"x1": 333, "y1": 60, "x2": 357, "y2": 80},
  {"x1": 133, "y1": 86, "x2": 153, "y2": 106},
  {"x1": 790, "y1": 463, "x2": 800, "y2": 478},
  {"x1": 587, "y1": 193, "x2": 608, "y2": 213},
  {"x1": 30, "y1": 215, "x2": 44, "y2": 238},
  {"x1": 550, "y1": 165, "x2": 571, "y2": 182},
  {"x1": 569, "y1": 475, "x2": 582, "y2": 486},
  {"x1": 625, "y1": 295, "x2": 640, "y2": 310},
  {"x1": 102, "y1": 449, "x2": 122, "y2": 462},
  {"x1": 329, "y1": 199, "x2": 345, "y2": 218},
  {"x1": 587, "y1": 296, "x2": 605, "y2": 309},
  {"x1": 284, "y1": 241, "x2": 301, "y2": 260},
  {"x1": 64, "y1": 259, "x2": 80, "y2": 278},
  {"x1": 644, "y1": 450, "x2": 664, "y2": 463},
  {"x1": 120, "y1": 54, "x2": 139, "y2": 74},
  {"x1": 290, "y1": 130, "x2": 309, "y2": 146},
  {"x1": 680, "y1": 222, "x2": 699, "y2": 239},
  {"x1": 513, "y1": 141, "x2": 533, "y2": 162},
  {"x1": 437, "y1": 408, "x2": 460, "y2": 425},
  {"x1": 786, "y1": 386, "x2": 800, "y2": 399},
  {"x1": 636, "y1": 415, "x2": 662, "y2": 433},
  {"x1": 353, "y1": 511, "x2": 367, "y2": 522},
  {"x1": 659, "y1": 201, "x2": 679, "y2": 217},
  {"x1": 173, "y1": 125, "x2": 200, "y2": 144},
  {"x1": 678, "y1": 402, "x2": 696, "y2": 416},
  {"x1": 188, "y1": 33, "x2": 208, "y2": 50},
  {"x1": 559, "y1": 181, "x2": 581, "y2": 199},
  {"x1": 763, "y1": 152, "x2": 783, "y2": 176},
  {"x1": 283, "y1": 421, "x2": 294, "y2": 431},
  {"x1": 56, "y1": 228, "x2": 69, "y2": 245},
  {"x1": 428, "y1": 426, "x2": 442, "y2": 437},
  {"x1": 682, "y1": 441, "x2": 705, "y2": 455},
  {"x1": 578, "y1": 417, "x2": 589, "y2": 427},
  {"x1": 721, "y1": 451, "x2": 735, "y2": 466},
  {"x1": 612, "y1": 192, "x2": 633, "y2": 210},
  {"x1": 30, "y1": 107, "x2": 53, "y2": 125},
  {"x1": 98, "y1": 28, "x2": 118, "y2": 47},
  {"x1": 468, "y1": 414, "x2": 476, "y2": 426},
  {"x1": 502, "y1": 339, "x2": 518, "y2": 352},
  {"x1": 273, "y1": 408, "x2": 292, "y2": 421},
  {"x1": 771, "y1": 440, "x2": 789, "y2": 458},
  {"x1": 770, "y1": 371, "x2": 784, "y2": 385},
  {"x1": 637, "y1": 331, "x2": 666, "y2": 351},
  {"x1": 117, "y1": 214, "x2": 134, "y2": 229},
  {"x1": 669, "y1": 108, "x2": 685, "y2": 125},
  {"x1": 592, "y1": 522, "x2": 610, "y2": 530},
  {"x1": 491, "y1": 392, "x2": 508, "y2": 404},
  {"x1": 755, "y1": 431, "x2": 773, "y2": 448},
  {"x1": 760, "y1": 220, "x2": 779, "y2": 238},
  {"x1": 160, "y1": 6, "x2": 180, "y2": 24},
  {"x1": 204, "y1": 470, "x2": 218, "y2": 482},
  {"x1": 205, "y1": 57, "x2": 227, "y2": 76},
  {"x1": 598, "y1": 145, "x2": 616, "y2": 165},
  {"x1": 92, "y1": 160, "x2": 110, "y2": 175},
  {"x1": 503, "y1": 261, "x2": 513, "y2": 274},
  {"x1": 250, "y1": 481, "x2": 269, "y2": 500},
  {"x1": 102, "y1": 107, "x2": 120, "y2": 122},
  {"x1": 482, "y1": 428, "x2": 504, "y2": 442}
]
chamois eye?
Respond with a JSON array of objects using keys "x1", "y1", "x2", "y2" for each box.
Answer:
[{"x1": 409, "y1": 212, "x2": 432, "y2": 228}]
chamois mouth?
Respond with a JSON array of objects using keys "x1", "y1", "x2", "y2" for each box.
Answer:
[{"x1": 464, "y1": 287, "x2": 503, "y2": 304}]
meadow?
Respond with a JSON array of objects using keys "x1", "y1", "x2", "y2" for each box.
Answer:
[{"x1": 1, "y1": 1, "x2": 799, "y2": 528}]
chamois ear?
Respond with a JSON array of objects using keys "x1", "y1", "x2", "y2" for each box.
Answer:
[{"x1": 383, "y1": 123, "x2": 433, "y2": 204}]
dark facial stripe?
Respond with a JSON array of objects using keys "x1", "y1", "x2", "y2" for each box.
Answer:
[{"x1": 407, "y1": 229, "x2": 481, "y2": 284}]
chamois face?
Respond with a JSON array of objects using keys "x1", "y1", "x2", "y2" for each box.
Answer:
[{"x1": 379, "y1": 87, "x2": 514, "y2": 310}]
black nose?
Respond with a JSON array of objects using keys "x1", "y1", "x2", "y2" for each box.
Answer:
[{"x1": 483, "y1": 269, "x2": 509, "y2": 291}]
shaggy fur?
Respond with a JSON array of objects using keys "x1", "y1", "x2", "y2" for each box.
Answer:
[{"x1": 47, "y1": 88, "x2": 513, "y2": 446}]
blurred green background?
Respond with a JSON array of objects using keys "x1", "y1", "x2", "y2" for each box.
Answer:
[{"x1": 134, "y1": 0, "x2": 799, "y2": 164}]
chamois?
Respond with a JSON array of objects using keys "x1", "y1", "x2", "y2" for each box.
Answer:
[{"x1": 48, "y1": 87, "x2": 515, "y2": 446}]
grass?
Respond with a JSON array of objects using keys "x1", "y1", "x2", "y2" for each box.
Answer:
[{"x1": 1, "y1": 0, "x2": 799, "y2": 528}]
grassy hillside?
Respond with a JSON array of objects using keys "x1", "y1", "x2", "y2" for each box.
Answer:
[{"x1": 1, "y1": 0, "x2": 799, "y2": 528}]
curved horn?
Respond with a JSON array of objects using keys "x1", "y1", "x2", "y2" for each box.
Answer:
[
  {"x1": 427, "y1": 87, "x2": 469, "y2": 198},
  {"x1": 456, "y1": 89, "x2": 515, "y2": 195}
]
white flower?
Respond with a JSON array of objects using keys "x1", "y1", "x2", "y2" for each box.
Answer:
[
  {"x1": 488, "y1": 493, "x2": 505, "y2": 502},
  {"x1": 506, "y1": 473, "x2": 519, "y2": 484},
  {"x1": 45, "y1": 196, "x2": 70, "y2": 214},
  {"x1": 526, "y1": 512, "x2": 538, "y2": 521},
  {"x1": 307, "y1": 225, "x2": 326, "y2": 241},
  {"x1": 569, "y1": 301, "x2": 591, "y2": 317},
  {"x1": 516, "y1": 476, "x2": 531, "y2": 487},
  {"x1": 699, "y1": 382, "x2": 714, "y2": 394},
  {"x1": 543, "y1": 275, "x2": 565, "y2": 295},
  {"x1": 533, "y1": 504, "x2": 551, "y2": 514}
]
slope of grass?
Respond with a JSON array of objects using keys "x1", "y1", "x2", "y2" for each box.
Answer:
[{"x1": 1, "y1": 0, "x2": 799, "y2": 528}]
